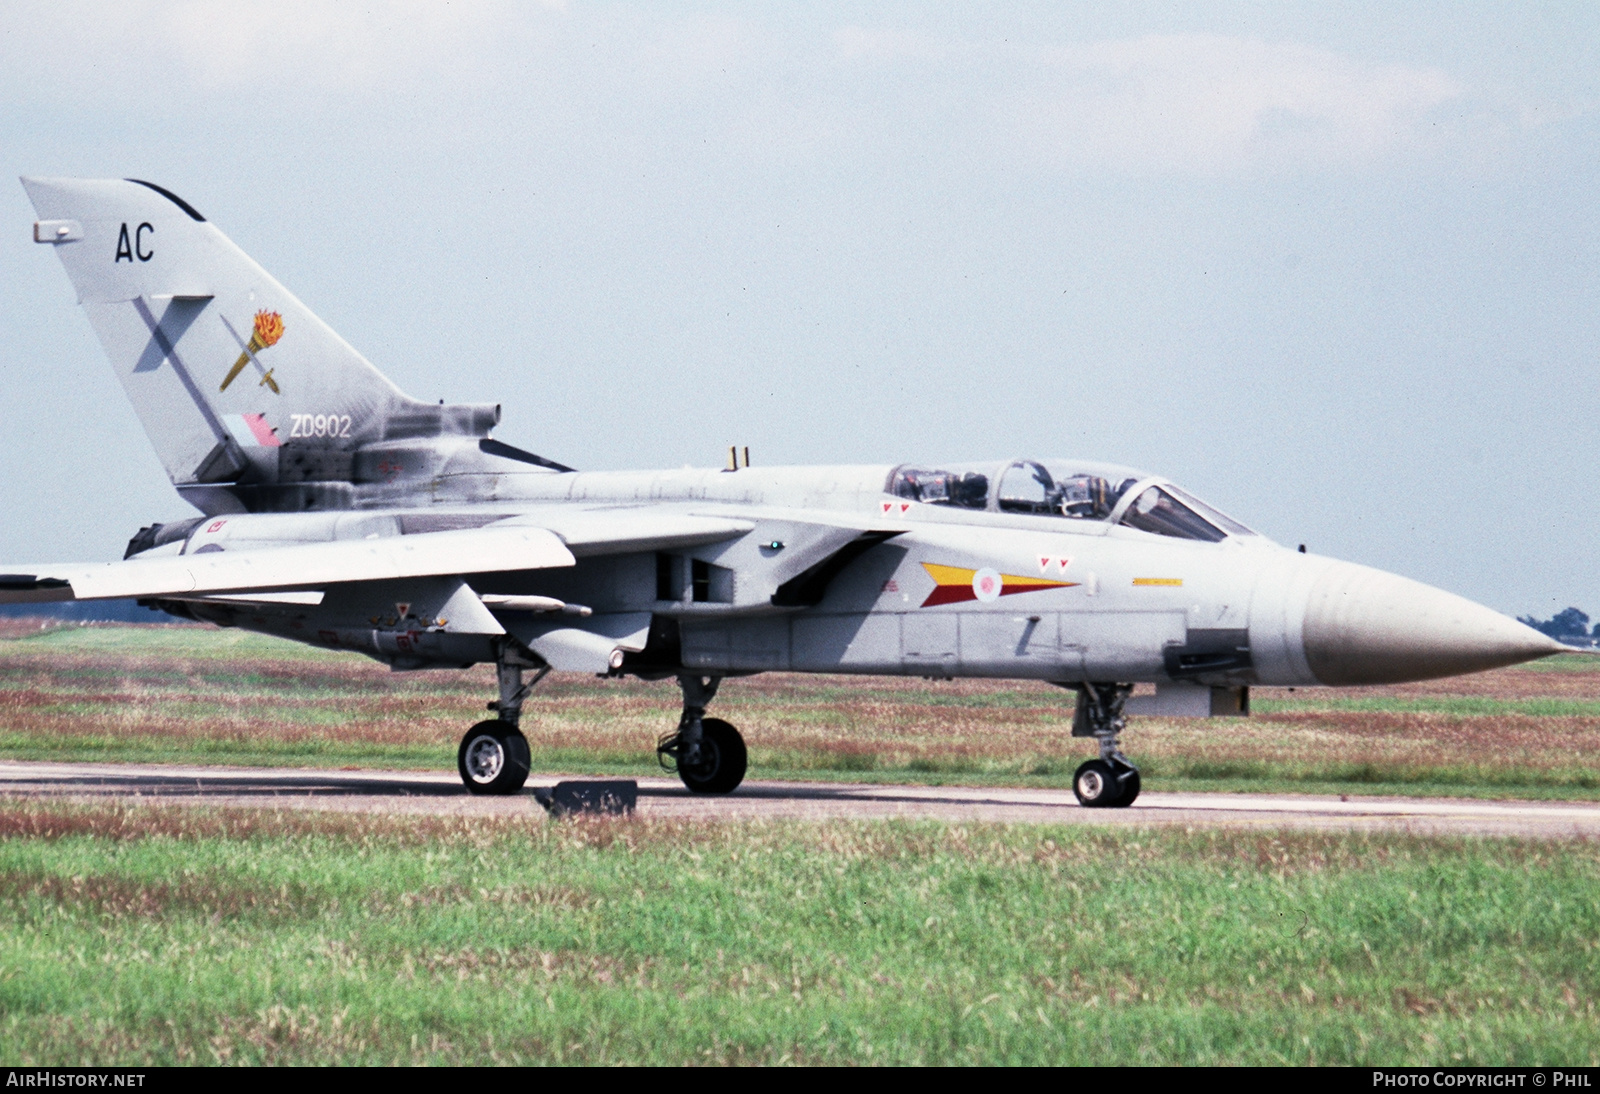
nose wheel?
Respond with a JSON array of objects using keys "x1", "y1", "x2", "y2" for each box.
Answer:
[
  {"x1": 1072, "y1": 758, "x2": 1141, "y2": 808},
  {"x1": 1070, "y1": 682, "x2": 1141, "y2": 808}
]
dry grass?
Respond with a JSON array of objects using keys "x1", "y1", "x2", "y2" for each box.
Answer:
[{"x1": 0, "y1": 622, "x2": 1596, "y2": 795}]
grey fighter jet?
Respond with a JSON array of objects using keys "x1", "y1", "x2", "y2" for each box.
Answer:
[{"x1": 4, "y1": 177, "x2": 1568, "y2": 807}]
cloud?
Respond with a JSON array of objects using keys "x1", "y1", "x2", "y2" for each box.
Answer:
[
  {"x1": 0, "y1": 0, "x2": 545, "y2": 100},
  {"x1": 1035, "y1": 35, "x2": 1463, "y2": 173},
  {"x1": 0, "y1": 10, "x2": 1477, "y2": 176},
  {"x1": 837, "y1": 29, "x2": 1466, "y2": 174},
  {"x1": 159, "y1": 1, "x2": 507, "y2": 92}
]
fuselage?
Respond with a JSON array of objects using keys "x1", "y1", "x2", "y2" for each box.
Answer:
[{"x1": 132, "y1": 452, "x2": 1561, "y2": 691}]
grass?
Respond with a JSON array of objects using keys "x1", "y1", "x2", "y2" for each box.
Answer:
[
  {"x1": 2, "y1": 621, "x2": 1600, "y2": 800},
  {"x1": 0, "y1": 800, "x2": 1596, "y2": 1065},
  {"x1": 3, "y1": 624, "x2": 1599, "y2": 1065}
]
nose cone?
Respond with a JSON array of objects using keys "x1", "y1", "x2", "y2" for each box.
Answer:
[{"x1": 1303, "y1": 560, "x2": 1567, "y2": 686}]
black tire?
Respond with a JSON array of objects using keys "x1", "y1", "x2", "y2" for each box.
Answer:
[
  {"x1": 1073, "y1": 759, "x2": 1125, "y2": 808},
  {"x1": 677, "y1": 717, "x2": 747, "y2": 795},
  {"x1": 457, "y1": 719, "x2": 531, "y2": 796},
  {"x1": 1111, "y1": 768, "x2": 1141, "y2": 808}
]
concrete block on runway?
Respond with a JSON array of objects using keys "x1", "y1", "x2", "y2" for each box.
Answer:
[{"x1": 533, "y1": 780, "x2": 637, "y2": 818}]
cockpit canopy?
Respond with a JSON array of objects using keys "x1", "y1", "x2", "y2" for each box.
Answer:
[{"x1": 887, "y1": 459, "x2": 1256, "y2": 543}]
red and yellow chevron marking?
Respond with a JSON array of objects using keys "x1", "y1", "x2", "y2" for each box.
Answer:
[{"x1": 919, "y1": 562, "x2": 1077, "y2": 608}]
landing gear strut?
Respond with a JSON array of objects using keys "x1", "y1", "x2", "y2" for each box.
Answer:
[
  {"x1": 458, "y1": 641, "x2": 547, "y2": 796},
  {"x1": 1071, "y1": 682, "x2": 1140, "y2": 808},
  {"x1": 656, "y1": 674, "x2": 747, "y2": 795}
]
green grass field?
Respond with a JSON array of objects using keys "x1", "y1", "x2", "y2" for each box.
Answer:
[
  {"x1": 0, "y1": 802, "x2": 1595, "y2": 1065},
  {"x1": 1, "y1": 621, "x2": 1598, "y2": 800},
  {"x1": 2, "y1": 623, "x2": 1599, "y2": 1065}
]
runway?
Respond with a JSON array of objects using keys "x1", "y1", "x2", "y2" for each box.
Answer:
[{"x1": 1, "y1": 760, "x2": 1597, "y2": 837}]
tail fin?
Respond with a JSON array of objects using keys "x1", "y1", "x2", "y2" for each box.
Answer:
[{"x1": 22, "y1": 177, "x2": 497, "y2": 508}]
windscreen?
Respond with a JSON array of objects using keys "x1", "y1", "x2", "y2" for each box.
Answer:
[
  {"x1": 1161, "y1": 485, "x2": 1256, "y2": 538},
  {"x1": 1118, "y1": 486, "x2": 1227, "y2": 542}
]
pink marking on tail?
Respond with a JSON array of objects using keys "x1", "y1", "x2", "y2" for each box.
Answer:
[{"x1": 242, "y1": 413, "x2": 281, "y2": 447}]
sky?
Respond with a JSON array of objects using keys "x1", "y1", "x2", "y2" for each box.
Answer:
[{"x1": 0, "y1": 2, "x2": 1596, "y2": 619}]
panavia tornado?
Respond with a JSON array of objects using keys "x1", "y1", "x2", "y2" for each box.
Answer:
[{"x1": 4, "y1": 177, "x2": 1568, "y2": 807}]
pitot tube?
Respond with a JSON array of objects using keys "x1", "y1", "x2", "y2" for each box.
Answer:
[{"x1": 220, "y1": 310, "x2": 285, "y2": 392}]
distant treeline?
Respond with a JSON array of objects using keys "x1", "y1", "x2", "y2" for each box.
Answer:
[
  {"x1": 1518, "y1": 607, "x2": 1599, "y2": 645},
  {"x1": 0, "y1": 600, "x2": 187, "y2": 624}
]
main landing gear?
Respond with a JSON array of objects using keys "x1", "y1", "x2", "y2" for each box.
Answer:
[
  {"x1": 656, "y1": 674, "x2": 747, "y2": 795},
  {"x1": 1071, "y1": 682, "x2": 1141, "y2": 809},
  {"x1": 458, "y1": 642, "x2": 547, "y2": 796},
  {"x1": 454, "y1": 650, "x2": 749, "y2": 798}
]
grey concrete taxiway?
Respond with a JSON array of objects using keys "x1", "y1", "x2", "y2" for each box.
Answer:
[{"x1": 1, "y1": 760, "x2": 1598, "y2": 838}]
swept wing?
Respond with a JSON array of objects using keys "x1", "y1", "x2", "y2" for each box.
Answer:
[
  {"x1": 0, "y1": 511, "x2": 765, "y2": 605},
  {"x1": 0, "y1": 526, "x2": 575, "y2": 603}
]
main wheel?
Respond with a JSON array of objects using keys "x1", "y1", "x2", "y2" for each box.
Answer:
[
  {"x1": 677, "y1": 717, "x2": 747, "y2": 795},
  {"x1": 1112, "y1": 768, "x2": 1141, "y2": 808},
  {"x1": 1073, "y1": 759, "x2": 1126, "y2": 808},
  {"x1": 457, "y1": 719, "x2": 531, "y2": 796}
]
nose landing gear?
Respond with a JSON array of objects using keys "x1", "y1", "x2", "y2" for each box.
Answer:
[
  {"x1": 1070, "y1": 682, "x2": 1141, "y2": 808},
  {"x1": 657, "y1": 674, "x2": 748, "y2": 794}
]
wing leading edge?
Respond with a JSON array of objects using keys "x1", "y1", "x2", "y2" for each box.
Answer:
[{"x1": 0, "y1": 526, "x2": 576, "y2": 603}]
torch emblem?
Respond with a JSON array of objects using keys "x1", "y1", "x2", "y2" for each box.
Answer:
[{"x1": 220, "y1": 310, "x2": 285, "y2": 393}]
